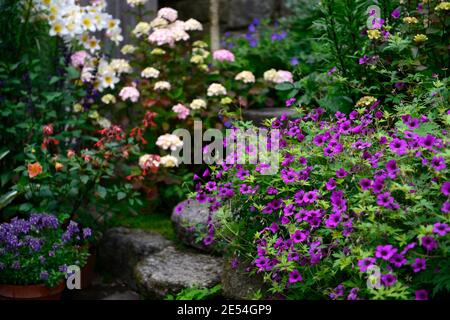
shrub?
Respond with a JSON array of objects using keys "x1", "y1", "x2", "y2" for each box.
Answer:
[
  {"x1": 194, "y1": 88, "x2": 450, "y2": 299},
  {"x1": 0, "y1": 213, "x2": 91, "y2": 287}
]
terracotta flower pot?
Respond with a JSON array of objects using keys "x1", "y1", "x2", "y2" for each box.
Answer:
[{"x1": 0, "y1": 282, "x2": 65, "y2": 300}]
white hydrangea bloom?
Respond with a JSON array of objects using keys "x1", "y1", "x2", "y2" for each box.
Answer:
[
  {"x1": 235, "y1": 71, "x2": 256, "y2": 83},
  {"x1": 156, "y1": 134, "x2": 183, "y2": 151},
  {"x1": 189, "y1": 99, "x2": 207, "y2": 110},
  {"x1": 160, "y1": 155, "x2": 179, "y2": 168},
  {"x1": 141, "y1": 67, "x2": 160, "y2": 79},
  {"x1": 207, "y1": 83, "x2": 227, "y2": 97},
  {"x1": 154, "y1": 81, "x2": 171, "y2": 91}
]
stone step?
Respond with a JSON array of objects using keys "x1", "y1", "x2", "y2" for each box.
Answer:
[
  {"x1": 98, "y1": 227, "x2": 173, "y2": 284},
  {"x1": 171, "y1": 199, "x2": 213, "y2": 252},
  {"x1": 134, "y1": 246, "x2": 223, "y2": 299}
]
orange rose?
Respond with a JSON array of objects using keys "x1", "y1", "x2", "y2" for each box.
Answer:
[
  {"x1": 28, "y1": 162, "x2": 43, "y2": 178},
  {"x1": 55, "y1": 162, "x2": 64, "y2": 171}
]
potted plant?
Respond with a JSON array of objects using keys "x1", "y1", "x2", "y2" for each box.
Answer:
[{"x1": 0, "y1": 213, "x2": 91, "y2": 300}]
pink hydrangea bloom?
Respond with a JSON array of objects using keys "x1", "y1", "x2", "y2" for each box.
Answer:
[
  {"x1": 119, "y1": 86, "x2": 140, "y2": 102},
  {"x1": 213, "y1": 49, "x2": 235, "y2": 62},
  {"x1": 276, "y1": 70, "x2": 293, "y2": 83},
  {"x1": 70, "y1": 51, "x2": 90, "y2": 68},
  {"x1": 172, "y1": 103, "x2": 190, "y2": 120},
  {"x1": 157, "y1": 7, "x2": 178, "y2": 22}
]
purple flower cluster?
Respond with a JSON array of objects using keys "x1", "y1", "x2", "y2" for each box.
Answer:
[
  {"x1": 192, "y1": 99, "x2": 449, "y2": 299},
  {"x1": 0, "y1": 214, "x2": 92, "y2": 286}
]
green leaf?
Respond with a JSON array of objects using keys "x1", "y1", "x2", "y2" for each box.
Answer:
[
  {"x1": 117, "y1": 192, "x2": 127, "y2": 201},
  {"x1": 275, "y1": 82, "x2": 294, "y2": 91},
  {"x1": 96, "y1": 185, "x2": 107, "y2": 199},
  {"x1": 80, "y1": 175, "x2": 89, "y2": 185},
  {"x1": 19, "y1": 203, "x2": 33, "y2": 212},
  {"x1": 49, "y1": 76, "x2": 60, "y2": 85},
  {"x1": 0, "y1": 190, "x2": 19, "y2": 210},
  {"x1": 0, "y1": 149, "x2": 9, "y2": 161},
  {"x1": 67, "y1": 67, "x2": 80, "y2": 80}
]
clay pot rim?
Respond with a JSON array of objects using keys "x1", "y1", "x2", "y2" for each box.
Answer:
[{"x1": 0, "y1": 281, "x2": 65, "y2": 299}]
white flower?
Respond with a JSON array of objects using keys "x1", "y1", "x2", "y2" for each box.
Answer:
[
  {"x1": 264, "y1": 69, "x2": 294, "y2": 84},
  {"x1": 263, "y1": 69, "x2": 279, "y2": 82},
  {"x1": 139, "y1": 154, "x2": 160, "y2": 170},
  {"x1": 184, "y1": 18, "x2": 203, "y2": 31},
  {"x1": 84, "y1": 37, "x2": 101, "y2": 53},
  {"x1": 189, "y1": 99, "x2": 207, "y2": 110},
  {"x1": 276, "y1": 70, "x2": 294, "y2": 83},
  {"x1": 141, "y1": 67, "x2": 160, "y2": 79},
  {"x1": 154, "y1": 81, "x2": 171, "y2": 91},
  {"x1": 99, "y1": 72, "x2": 119, "y2": 90},
  {"x1": 97, "y1": 117, "x2": 112, "y2": 129},
  {"x1": 110, "y1": 59, "x2": 132, "y2": 74},
  {"x1": 160, "y1": 155, "x2": 179, "y2": 168},
  {"x1": 81, "y1": 14, "x2": 96, "y2": 32},
  {"x1": 119, "y1": 86, "x2": 140, "y2": 102},
  {"x1": 49, "y1": 20, "x2": 67, "y2": 36},
  {"x1": 121, "y1": 44, "x2": 136, "y2": 55},
  {"x1": 101, "y1": 94, "x2": 116, "y2": 104},
  {"x1": 157, "y1": 7, "x2": 178, "y2": 22},
  {"x1": 156, "y1": 134, "x2": 183, "y2": 151},
  {"x1": 207, "y1": 83, "x2": 227, "y2": 96},
  {"x1": 150, "y1": 17, "x2": 169, "y2": 29},
  {"x1": 172, "y1": 103, "x2": 190, "y2": 119},
  {"x1": 133, "y1": 22, "x2": 151, "y2": 38},
  {"x1": 127, "y1": 0, "x2": 149, "y2": 8},
  {"x1": 235, "y1": 71, "x2": 256, "y2": 83},
  {"x1": 39, "y1": 0, "x2": 123, "y2": 51}
]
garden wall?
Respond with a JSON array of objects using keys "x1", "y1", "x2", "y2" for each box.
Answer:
[{"x1": 158, "y1": 0, "x2": 288, "y2": 30}]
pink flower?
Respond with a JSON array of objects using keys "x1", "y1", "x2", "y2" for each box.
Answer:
[
  {"x1": 70, "y1": 51, "x2": 89, "y2": 68},
  {"x1": 213, "y1": 49, "x2": 235, "y2": 62},
  {"x1": 157, "y1": 7, "x2": 178, "y2": 22},
  {"x1": 119, "y1": 86, "x2": 140, "y2": 102},
  {"x1": 276, "y1": 70, "x2": 293, "y2": 83},
  {"x1": 172, "y1": 103, "x2": 190, "y2": 120}
]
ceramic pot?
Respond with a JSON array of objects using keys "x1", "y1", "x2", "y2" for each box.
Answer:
[{"x1": 0, "y1": 282, "x2": 65, "y2": 300}]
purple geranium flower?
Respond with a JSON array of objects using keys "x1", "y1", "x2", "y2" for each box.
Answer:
[
  {"x1": 415, "y1": 290, "x2": 428, "y2": 300},
  {"x1": 205, "y1": 181, "x2": 217, "y2": 192},
  {"x1": 360, "y1": 178, "x2": 372, "y2": 190},
  {"x1": 357, "y1": 257, "x2": 376, "y2": 272},
  {"x1": 327, "y1": 66, "x2": 337, "y2": 76},
  {"x1": 433, "y1": 222, "x2": 449, "y2": 236},
  {"x1": 347, "y1": 287, "x2": 359, "y2": 300},
  {"x1": 441, "y1": 182, "x2": 450, "y2": 196},
  {"x1": 291, "y1": 230, "x2": 308, "y2": 243},
  {"x1": 421, "y1": 236, "x2": 438, "y2": 251},
  {"x1": 303, "y1": 190, "x2": 319, "y2": 204},
  {"x1": 441, "y1": 201, "x2": 450, "y2": 213},
  {"x1": 325, "y1": 178, "x2": 336, "y2": 190},
  {"x1": 377, "y1": 192, "x2": 395, "y2": 208},
  {"x1": 391, "y1": 7, "x2": 401, "y2": 19},
  {"x1": 288, "y1": 269, "x2": 303, "y2": 283},
  {"x1": 381, "y1": 274, "x2": 397, "y2": 287},
  {"x1": 411, "y1": 258, "x2": 426, "y2": 273},
  {"x1": 359, "y1": 55, "x2": 370, "y2": 65},
  {"x1": 390, "y1": 253, "x2": 407, "y2": 267},
  {"x1": 431, "y1": 157, "x2": 446, "y2": 171},
  {"x1": 325, "y1": 213, "x2": 342, "y2": 228},
  {"x1": 389, "y1": 138, "x2": 408, "y2": 155},
  {"x1": 336, "y1": 168, "x2": 348, "y2": 178},
  {"x1": 285, "y1": 98, "x2": 296, "y2": 107},
  {"x1": 375, "y1": 245, "x2": 397, "y2": 260}
]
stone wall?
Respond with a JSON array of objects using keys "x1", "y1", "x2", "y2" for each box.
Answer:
[{"x1": 158, "y1": 0, "x2": 287, "y2": 30}]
